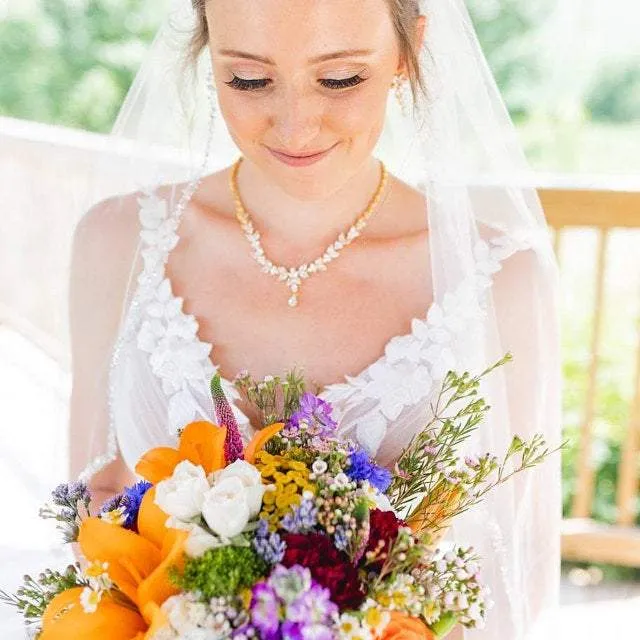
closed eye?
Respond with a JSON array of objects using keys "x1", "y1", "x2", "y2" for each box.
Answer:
[{"x1": 225, "y1": 74, "x2": 366, "y2": 91}]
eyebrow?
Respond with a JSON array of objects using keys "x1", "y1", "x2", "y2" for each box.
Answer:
[{"x1": 217, "y1": 48, "x2": 375, "y2": 65}]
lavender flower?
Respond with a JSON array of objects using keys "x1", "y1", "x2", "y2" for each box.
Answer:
[
  {"x1": 346, "y1": 449, "x2": 392, "y2": 493},
  {"x1": 40, "y1": 482, "x2": 92, "y2": 542},
  {"x1": 253, "y1": 519, "x2": 286, "y2": 565},
  {"x1": 281, "y1": 496, "x2": 318, "y2": 534},
  {"x1": 333, "y1": 525, "x2": 349, "y2": 552},
  {"x1": 288, "y1": 393, "x2": 337, "y2": 435},
  {"x1": 51, "y1": 482, "x2": 90, "y2": 506}
]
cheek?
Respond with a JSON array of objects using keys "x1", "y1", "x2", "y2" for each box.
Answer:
[
  {"x1": 329, "y1": 82, "x2": 389, "y2": 142},
  {"x1": 217, "y1": 92, "x2": 269, "y2": 139}
]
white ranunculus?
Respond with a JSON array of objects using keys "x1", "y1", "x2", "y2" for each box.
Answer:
[
  {"x1": 155, "y1": 460, "x2": 210, "y2": 521},
  {"x1": 213, "y1": 459, "x2": 267, "y2": 517},
  {"x1": 201, "y1": 476, "x2": 251, "y2": 538}
]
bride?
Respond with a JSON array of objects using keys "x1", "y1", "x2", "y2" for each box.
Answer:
[{"x1": 68, "y1": 0, "x2": 561, "y2": 638}]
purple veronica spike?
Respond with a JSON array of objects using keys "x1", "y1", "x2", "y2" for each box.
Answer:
[{"x1": 211, "y1": 373, "x2": 244, "y2": 463}]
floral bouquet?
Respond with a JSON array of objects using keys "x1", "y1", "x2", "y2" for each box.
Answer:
[{"x1": 2, "y1": 354, "x2": 560, "y2": 639}]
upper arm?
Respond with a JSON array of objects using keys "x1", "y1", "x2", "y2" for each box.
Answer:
[{"x1": 68, "y1": 192, "x2": 142, "y2": 488}]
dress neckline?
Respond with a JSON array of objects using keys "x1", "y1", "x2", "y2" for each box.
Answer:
[
  {"x1": 160, "y1": 190, "x2": 435, "y2": 403},
  {"x1": 132, "y1": 186, "x2": 537, "y2": 451}
]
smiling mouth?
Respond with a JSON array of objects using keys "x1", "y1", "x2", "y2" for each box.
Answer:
[{"x1": 268, "y1": 145, "x2": 335, "y2": 158}]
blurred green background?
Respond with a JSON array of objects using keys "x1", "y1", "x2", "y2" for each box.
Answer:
[{"x1": 1, "y1": 0, "x2": 639, "y2": 580}]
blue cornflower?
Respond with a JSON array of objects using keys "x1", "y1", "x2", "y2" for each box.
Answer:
[
  {"x1": 346, "y1": 449, "x2": 392, "y2": 493},
  {"x1": 253, "y1": 519, "x2": 286, "y2": 565},
  {"x1": 122, "y1": 480, "x2": 152, "y2": 530},
  {"x1": 99, "y1": 481, "x2": 151, "y2": 531}
]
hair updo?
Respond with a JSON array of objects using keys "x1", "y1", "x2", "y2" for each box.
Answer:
[{"x1": 189, "y1": 0, "x2": 426, "y2": 106}]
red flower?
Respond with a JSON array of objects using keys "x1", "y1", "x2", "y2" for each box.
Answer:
[
  {"x1": 281, "y1": 533, "x2": 366, "y2": 609},
  {"x1": 365, "y1": 509, "x2": 406, "y2": 571}
]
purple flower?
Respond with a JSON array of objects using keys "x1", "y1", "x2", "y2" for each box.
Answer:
[
  {"x1": 287, "y1": 583, "x2": 338, "y2": 624},
  {"x1": 288, "y1": 393, "x2": 337, "y2": 435},
  {"x1": 253, "y1": 518, "x2": 286, "y2": 564},
  {"x1": 232, "y1": 623, "x2": 260, "y2": 639},
  {"x1": 52, "y1": 482, "x2": 90, "y2": 506},
  {"x1": 346, "y1": 449, "x2": 392, "y2": 493},
  {"x1": 122, "y1": 480, "x2": 152, "y2": 530},
  {"x1": 333, "y1": 525, "x2": 348, "y2": 552},
  {"x1": 249, "y1": 583, "x2": 280, "y2": 640},
  {"x1": 281, "y1": 497, "x2": 318, "y2": 534},
  {"x1": 268, "y1": 564, "x2": 311, "y2": 603}
]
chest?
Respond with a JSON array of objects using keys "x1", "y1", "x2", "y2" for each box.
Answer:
[{"x1": 165, "y1": 214, "x2": 433, "y2": 419}]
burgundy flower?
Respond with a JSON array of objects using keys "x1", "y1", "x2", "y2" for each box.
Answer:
[
  {"x1": 281, "y1": 533, "x2": 365, "y2": 609},
  {"x1": 365, "y1": 509, "x2": 406, "y2": 571}
]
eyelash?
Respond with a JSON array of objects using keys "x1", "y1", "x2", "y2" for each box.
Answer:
[{"x1": 225, "y1": 74, "x2": 365, "y2": 92}]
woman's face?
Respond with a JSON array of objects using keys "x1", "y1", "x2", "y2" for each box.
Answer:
[{"x1": 206, "y1": 0, "x2": 418, "y2": 199}]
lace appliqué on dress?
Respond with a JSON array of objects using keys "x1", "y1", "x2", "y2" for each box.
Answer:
[
  {"x1": 321, "y1": 230, "x2": 538, "y2": 457},
  {"x1": 134, "y1": 191, "x2": 251, "y2": 440}
]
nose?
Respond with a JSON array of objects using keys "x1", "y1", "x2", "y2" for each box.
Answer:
[{"x1": 270, "y1": 85, "x2": 323, "y2": 153}]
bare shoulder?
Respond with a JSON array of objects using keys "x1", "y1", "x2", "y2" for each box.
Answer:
[
  {"x1": 373, "y1": 170, "x2": 430, "y2": 240},
  {"x1": 73, "y1": 190, "x2": 141, "y2": 263}
]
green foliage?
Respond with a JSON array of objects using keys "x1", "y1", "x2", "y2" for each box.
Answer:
[
  {"x1": 0, "y1": 564, "x2": 86, "y2": 630},
  {"x1": 173, "y1": 546, "x2": 269, "y2": 600},
  {"x1": 585, "y1": 58, "x2": 640, "y2": 124},
  {"x1": 467, "y1": 0, "x2": 552, "y2": 120},
  {"x1": 0, "y1": 0, "x2": 159, "y2": 132}
]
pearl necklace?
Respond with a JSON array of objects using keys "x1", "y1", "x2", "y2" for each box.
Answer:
[{"x1": 229, "y1": 156, "x2": 388, "y2": 308}]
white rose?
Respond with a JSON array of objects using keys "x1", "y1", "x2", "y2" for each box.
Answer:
[
  {"x1": 185, "y1": 525, "x2": 225, "y2": 558},
  {"x1": 155, "y1": 460, "x2": 210, "y2": 521},
  {"x1": 213, "y1": 459, "x2": 267, "y2": 517},
  {"x1": 201, "y1": 476, "x2": 251, "y2": 538}
]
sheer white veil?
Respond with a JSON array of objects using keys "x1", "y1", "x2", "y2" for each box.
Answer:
[{"x1": 72, "y1": 0, "x2": 562, "y2": 638}]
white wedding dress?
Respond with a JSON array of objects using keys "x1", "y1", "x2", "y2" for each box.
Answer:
[{"x1": 110, "y1": 186, "x2": 538, "y2": 476}]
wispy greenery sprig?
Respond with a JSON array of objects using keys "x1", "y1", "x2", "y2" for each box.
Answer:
[
  {"x1": 233, "y1": 367, "x2": 307, "y2": 427},
  {"x1": 389, "y1": 352, "x2": 566, "y2": 533},
  {"x1": 0, "y1": 564, "x2": 87, "y2": 631}
]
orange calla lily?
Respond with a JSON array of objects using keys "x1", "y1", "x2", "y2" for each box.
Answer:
[
  {"x1": 41, "y1": 488, "x2": 186, "y2": 639},
  {"x1": 39, "y1": 587, "x2": 147, "y2": 640},
  {"x1": 178, "y1": 421, "x2": 228, "y2": 473},
  {"x1": 135, "y1": 419, "x2": 284, "y2": 483},
  {"x1": 137, "y1": 486, "x2": 171, "y2": 548},
  {"x1": 377, "y1": 611, "x2": 437, "y2": 640},
  {"x1": 135, "y1": 421, "x2": 228, "y2": 483},
  {"x1": 244, "y1": 422, "x2": 285, "y2": 464}
]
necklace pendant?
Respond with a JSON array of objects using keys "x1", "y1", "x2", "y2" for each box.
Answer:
[{"x1": 288, "y1": 293, "x2": 299, "y2": 308}]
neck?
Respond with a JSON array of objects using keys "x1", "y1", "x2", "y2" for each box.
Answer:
[{"x1": 231, "y1": 155, "x2": 386, "y2": 255}]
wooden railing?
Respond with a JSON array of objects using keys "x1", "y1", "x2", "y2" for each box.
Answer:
[{"x1": 539, "y1": 186, "x2": 640, "y2": 567}]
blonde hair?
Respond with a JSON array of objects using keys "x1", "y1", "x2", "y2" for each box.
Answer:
[{"x1": 189, "y1": 0, "x2": 426, "y2": 106}]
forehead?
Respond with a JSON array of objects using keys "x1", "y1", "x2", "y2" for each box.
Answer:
[{"x1": 206, "y1": 0, "x2": 396, "y2": 62}]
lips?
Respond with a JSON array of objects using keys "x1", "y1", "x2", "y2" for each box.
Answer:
[
  {"x1": 266, "y1": 142, "x2": 338, "y2": 167},
  {"x1": 271, "y1": 147, "x2": 331, "y2": 158}
]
